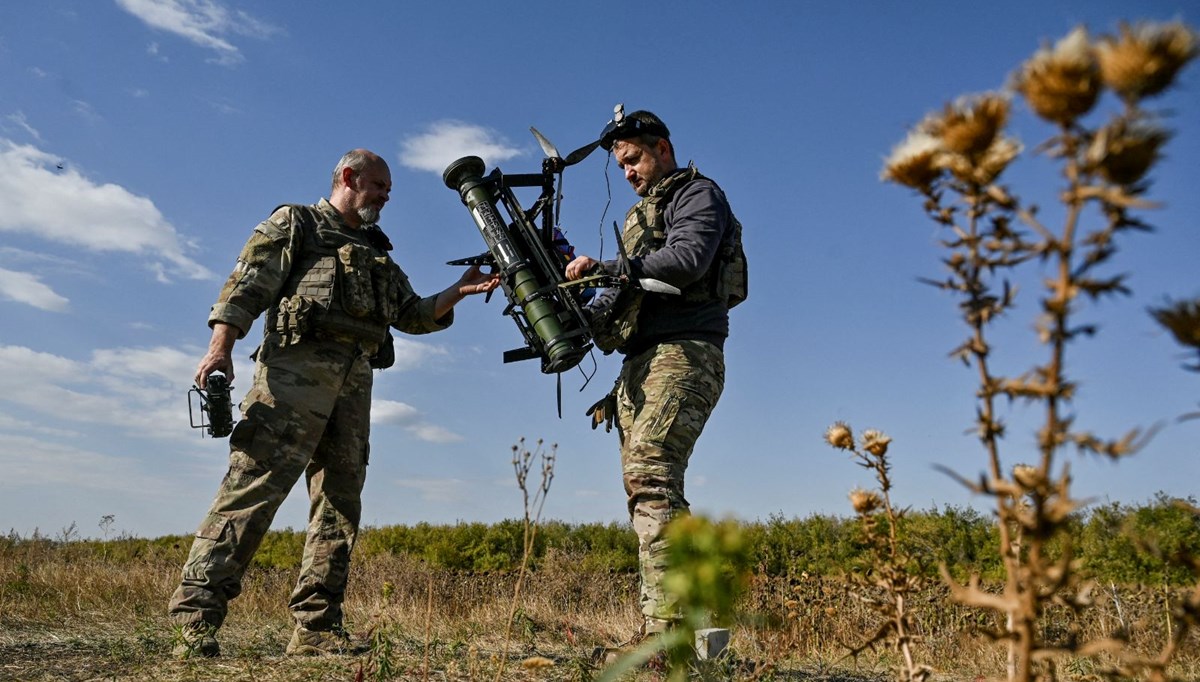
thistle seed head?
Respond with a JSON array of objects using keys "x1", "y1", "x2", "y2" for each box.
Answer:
[
  {"x1": 850, "y1": 487, "x2": 883, "y2": 514},
  {"x1": 1013, "y1": 26, "x2": 1101, "y2": 125},
  {"x1": 861, "y1": 429, "x2": 893, "y2": 457},
  {"x1": 1150, "y1": 298, "x2": 1200, "y2": 349},
  {"x1": 825, "y1": 421, "x2": 855, "y2": 450},
  {"x1": 881, "y1": 129, "x2": 944, "y2": 191},
  {"x1": 942, "y1": 136, "x2": 1024, "y2": 186},
  {"x1": 1086, "y1": 116, "x2": 1170, "y2": 185},
  {"x1": 1012, "y1": 464, "x2": 1043, "y2": 490},
  {"x1": 928, "y1": 93, "x2": 1011, "y2": 157},
  {"x1": 1097, "y1": 21, "x2": 1198, "y2": 102}
]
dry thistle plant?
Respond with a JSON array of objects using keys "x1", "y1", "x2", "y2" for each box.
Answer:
[
  {"x1": 1150, "y1": 296, "x2": 1200, "y2": 421},
  {"x1": 825, "y1": 423, "x2": 932, "y2": 682},
  {"x1": 882, "y1": 19, "x2": 1197, "y2": 682},
  {"x1": 1113, "y1": 299, "x2": 1200, "y2": 680},
  {"x1": 494, "y1": 437, "x2": 556, "y2": 682}
]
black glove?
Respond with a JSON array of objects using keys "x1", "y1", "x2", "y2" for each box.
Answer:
[{"x1": 586, "y1": 393, "x2": 617, "y2": 432}]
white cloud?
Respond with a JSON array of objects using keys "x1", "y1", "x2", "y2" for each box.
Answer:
[
  {"x1": 0, "y1": 412, "x2": 81, "y2": 438},
  {"x1": 115, "y1": 0, "x2": 282, "y2": 66},
  {"x1": 399, "y1": 121, "x2": 524, "y2": 174},
  {"x1": 0, "y1": 140, "x2": 214, "y2": 281},
  {"x1": 391, "y1": 337, "x2": 448, "y2": 371},
  {"x1": 372, "y1": 400, "x2": 420, "y2": 424},
  {"x1": 372, "y1": 399, "x2": 463, "y2": 443},
  {"x1": 0, "y1": 344, "x2": 202, "y2": 441},
  {"x1": 392, "y1": 477, "x2": 467, "y2": 503},
  {"x1": 0, "y1": 432, "x2": 172, "y2": 495},
  {"x1": 147, "y1": 42, "x2": 168, "y2": 62},
  {"x1": 408, "y1": 424, "x2": 463, "y2": 443},
  {"x1": 4, "y1": 112, "x2": 42, "y2": 142},
  {"x1": 91, "y1": 345, "x2": 197, "y2": 385},
  {"x1": 0, "y1": 342, "x2": 462, "y2": 451},
  {"x1": 0, "y1": 267, "x2": 69, "y2": 312},
  {"x1": 72, "y1": 100, "x2": 101, "y2": 124},
  {"x1": 206, "y1": 98, "x2": 240, "y2": 115}
]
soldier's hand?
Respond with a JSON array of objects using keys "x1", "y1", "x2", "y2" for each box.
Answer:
[
  {"x1": 585, "y1": 393, "x2": 617, "y2": 432},
  {"x1": 195, "y1": 351, "x2": 234, "y2": 389},
  {"x1": 195, "y1": 323, "x2": 240, "y2": 388},
  {"x1": 456, "y1": 264, "x2": 500, "y2": 296},
  {"x1": 565, "y1": 255, "x2": 599, "y2": 281}
]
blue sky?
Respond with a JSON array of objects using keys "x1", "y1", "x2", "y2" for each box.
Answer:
[{"x1": 1, "y1": 1, "x2": 1196, "y2": 540}]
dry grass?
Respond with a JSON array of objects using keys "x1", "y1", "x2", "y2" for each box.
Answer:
[{"x1": 1, "y1": 543, "x2": 1195, "y2": 681}]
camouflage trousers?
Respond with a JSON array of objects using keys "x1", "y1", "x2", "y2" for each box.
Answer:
[
  {"x1": 615, "y1": 339, "x2": 724, "y2": 632},
  {"x1": 168, "y1": 334, "x2": 375, "y2": 631}
]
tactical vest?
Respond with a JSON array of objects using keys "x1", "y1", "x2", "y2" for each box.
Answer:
[
  {"x1": 266, "y1": 204, "x2": 406, "y2": 351},
  {"x1": 591, "y1": 166, "x2": 748, "y2": 353}
]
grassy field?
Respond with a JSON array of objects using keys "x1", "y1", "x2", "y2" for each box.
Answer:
[{"x1": 2, "y1": 534, "x2": 1196, "y2": 682}]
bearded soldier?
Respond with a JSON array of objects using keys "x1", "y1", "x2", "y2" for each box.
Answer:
[
  {"x1": 565, "y1": 109, "x2": 747, "y2": 642},
  {"x1": 169, "y1": 149, "x2": 498, "y2": 658}
]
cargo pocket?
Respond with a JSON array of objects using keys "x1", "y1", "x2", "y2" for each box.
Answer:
[
  {"x1": 226, "y1": 420, "x2": 271, "y2": 484},
  {"x1": 642, "y1": 390, "x2": 684, "y2": 447},
  {"x1": 181, "y1": 513, "x2": 231, "y2": 582},
  {"x1": 228, "y1": 419, "x2": 258, "y2": 451}
]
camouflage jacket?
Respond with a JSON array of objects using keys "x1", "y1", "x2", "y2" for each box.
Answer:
[{"x1": 208, "y1": 199, "x2": 449, "y2": 344}]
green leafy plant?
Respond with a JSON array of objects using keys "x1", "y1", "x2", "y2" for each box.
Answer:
[{"x1": 598, "y1": 515, "x2": 751, "y2": 682}]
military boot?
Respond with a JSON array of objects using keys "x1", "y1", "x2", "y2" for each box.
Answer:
[
  {"x1": 285, "y1": 625, "x2": 352, "y2": 656},
  {"x1": 595, "y1": 621, "x2": 670, "y2": 669},
  {"x1": 172, "y1": 622, "x2": 220, "y2": 659}
]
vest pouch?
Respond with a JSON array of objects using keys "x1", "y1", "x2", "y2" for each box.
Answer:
[
  {"x1": 372, "y1": 256, "x2": 403, "y2": 324},
  {"x1": 590, "y1": 288, "x2": 645, "y2": 353},
  {"x1": 274, "y1": 295, "x2": 314, "y2": 345},
  {"x1": 369, "y1": 331, "x2": 396, "y2": 369},
  {"x1": 337, "y1": 243, "x2": 376, "y2": 318},
  {"x1": 717, "y1": 215, "x2": 748, "y2": 308}
]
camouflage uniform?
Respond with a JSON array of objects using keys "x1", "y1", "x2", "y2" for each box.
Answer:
[
  {"x1": 591, "y1": 167, "x2": 744, "y2": 634},
  {"x1": 616, "y1": 339, "x2": 724, "y2": 629},
  {"x1": 168, "y1": 200, "x2": 449, "y2": 632}
]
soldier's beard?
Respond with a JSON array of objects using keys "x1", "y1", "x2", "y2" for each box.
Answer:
[{"x1": 357, "y1": 205, "x2": 381, "y2": 225}]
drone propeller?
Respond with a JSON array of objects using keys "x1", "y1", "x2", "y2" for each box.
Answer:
[
  {"x1": 563, "y1": 140, "x2": 600, "y2": 166},
  {"x1": 530, "y1": 127, "x2": 560, "y2": 160},
  {"x1": 530, "y1": 126, "x2": 600, "y2": 168},
  {"x1": 528, "y1": 127, "x2": 604, "y2": 236}
]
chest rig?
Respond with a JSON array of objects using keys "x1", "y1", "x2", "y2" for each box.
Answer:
[
  {"x1": 591, "y1": 166, "x2": 747, "y2": 353},
  {"x1": 268, "y1": 205, "x2": 406, "y2": 350}
]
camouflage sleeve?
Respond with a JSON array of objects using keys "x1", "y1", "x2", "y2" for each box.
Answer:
[
  {"x1": 207, "y1": 207, "x2": 298, "y2": 338},
  {"x1": 390, "y1": 265, "x2": 453, "y2": 335}
]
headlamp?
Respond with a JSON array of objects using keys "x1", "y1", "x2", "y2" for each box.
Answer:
[{"x1": 599, "y1": 103, "x2": 670, "y2": 152}]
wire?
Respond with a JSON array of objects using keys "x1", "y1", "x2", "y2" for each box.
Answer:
[
  {"x1": 575, "y1": 348, "x2": 598, "y2": 392},
  {"x1": 597, "y1": 152, "x2": 613, "y2": 262}
]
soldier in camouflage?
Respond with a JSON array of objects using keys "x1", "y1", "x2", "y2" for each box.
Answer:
[
  {"x1": 168, "y1": 149, "x2": 498, "y2": 658},
  {"x1": 565, "y1": 110, "x2": 747, "y2": 640}
]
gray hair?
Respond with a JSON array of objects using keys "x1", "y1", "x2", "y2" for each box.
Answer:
[{"x1": 331, "y1": 149, "x2": 381, "y2": 192}]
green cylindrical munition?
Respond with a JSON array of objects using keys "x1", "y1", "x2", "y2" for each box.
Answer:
[{"x1": 443, "y1": 156, "x2": 585, "y2": 374}]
